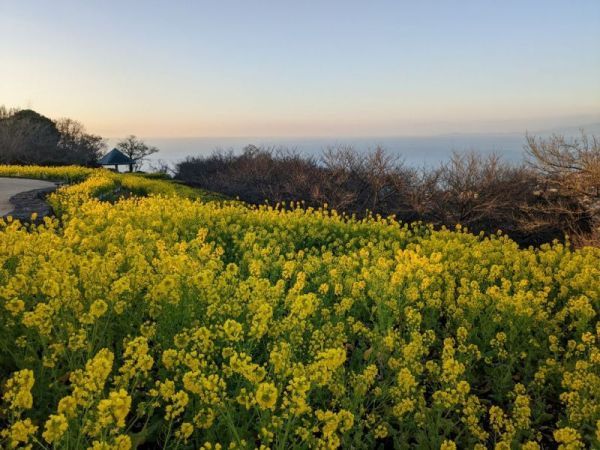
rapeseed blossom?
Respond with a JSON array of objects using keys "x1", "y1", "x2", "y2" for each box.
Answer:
[
  {"x1": 0, "y1": 166, "x2": 599, "y2": 448},
  {"x1": 2, "y1": 369, "x2": 34, "y2": 411},
  {"x1": 42, "y1": 414, "x2": 68, "y2": 444},
  {"x1": 255, "y1": 382, "x2": 278, "y2": 410}
]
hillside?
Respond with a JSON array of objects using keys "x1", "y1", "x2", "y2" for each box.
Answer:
[{"x1": 0, "y1": 166, "x2": 598, "y2": 449}]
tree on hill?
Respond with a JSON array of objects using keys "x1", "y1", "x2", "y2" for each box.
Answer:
[
  {"x1": 0, "y1": 105, "x2": 20, "y2": 119},
  {"x1": 0, "y1": 109, "x2": 62, "y2": 165},
  {"x1": 56, "y1": 118, "x2": 106, "y2": 166},
  {"x1": 0, "y1": 106, "x2": 106, "y2": 166},
  {"x1": 116, "y1": 135, "x2": 159, "y2": 171}
]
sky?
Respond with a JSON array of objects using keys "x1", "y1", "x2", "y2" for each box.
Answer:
[{"x1": 1, "y1": 0, "x2": 599, "y2": 138}]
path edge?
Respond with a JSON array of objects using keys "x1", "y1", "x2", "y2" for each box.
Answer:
[{"x1": 3, "y1": 186, "x2": 58, "y2": 224}]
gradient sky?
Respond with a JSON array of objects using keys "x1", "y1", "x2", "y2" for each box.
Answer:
[{"x1": 1, "y1": 0, "x2": 599, "y2": 138}]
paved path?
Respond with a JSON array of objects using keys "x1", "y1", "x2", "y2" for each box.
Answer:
[{"x1": 0, "y1": 177, "x2": 56, "y2": 216}]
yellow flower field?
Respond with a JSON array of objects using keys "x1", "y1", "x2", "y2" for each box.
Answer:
[{"x1": 0, "y1": 166, "x2": 599, "y2": 449}]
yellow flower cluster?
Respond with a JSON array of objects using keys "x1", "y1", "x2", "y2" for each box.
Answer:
[
  {"x1": 2, "y1": 369, "x2": 34, "y2": 411},
  {"x1": 0, "y1": 166, "x2": 599, "y2": 448}
]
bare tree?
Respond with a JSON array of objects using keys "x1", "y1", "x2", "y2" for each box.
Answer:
[
  {"x1": 319, "y1": 146, "x2": 361, "y2": 212},
  {"x1": 116, "y1": 135, "x2": 159, "y2": 171},
  {"x1": 361, "y1": 146, "x2": 407, "y2": 213},
  {"x1": 148, "y1": 159, "x2": 175, "y2": 177},
  {"x1": 429, "y1": 152, "x2": 537, "y2": 235},
  {"x1": 0, "y1": 105, "x2": 20, "y2": 120},
  {"x1": 395, "y1": 166, "x2": 442, "y2": 222},
  {"x1": 524, "y1": 132, "x2": 600, "y2": 246},
  {"x1": 56, "y1": 118, "x2": 106, "y2": 166}
]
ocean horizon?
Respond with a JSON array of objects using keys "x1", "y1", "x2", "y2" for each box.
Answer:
[
  {"x1": 126, "y1": 133, "x2": 531, "y2": 171},
  {"x1": 116, "y1": 126, "x2": 599, "y2": 171}
]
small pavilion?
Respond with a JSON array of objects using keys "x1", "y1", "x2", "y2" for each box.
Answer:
[{"x1": 99, "y1": 148, "x2": 135, "y2": 172}]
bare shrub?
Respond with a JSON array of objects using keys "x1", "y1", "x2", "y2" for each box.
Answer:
[
  {"x1": 430, "y1": 153, "x2": 538, "y2": 236},
  {"x1": 318, "y1": 146, "x2": 411, "y2": 214},
  {"x1": 524, "y1": 132, "x2": 600, "y2": 246},
  {"x1": 175, "y1": 143, "x2": 592, "y2": 247},
  {"x1": 176, "y1": 146, "x2": 322, "y2": 205}
]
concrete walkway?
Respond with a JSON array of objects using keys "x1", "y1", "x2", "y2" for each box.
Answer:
[{"x1": 0, "y1": 177, "x2": 56, "y2": 216}]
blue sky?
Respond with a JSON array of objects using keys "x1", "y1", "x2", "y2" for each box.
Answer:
[{"x1": 1, "y1": 0, "x2": 599, "y2": 137}]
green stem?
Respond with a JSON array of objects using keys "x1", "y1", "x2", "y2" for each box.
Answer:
[
  {"x1": 162, "y1": 420, "x2": 173, "y2": 450},
  {"x1": 219, "y1": 405, "x2": 242, "y2": 446}
]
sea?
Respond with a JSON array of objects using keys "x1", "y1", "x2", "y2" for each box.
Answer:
[{"x1": 114, "y1": 126, "x2": 598, "y2": 172}]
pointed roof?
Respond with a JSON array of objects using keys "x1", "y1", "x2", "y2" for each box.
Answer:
[{"x1": 99, "y1": 148, "x2": 134, "y2": 165}]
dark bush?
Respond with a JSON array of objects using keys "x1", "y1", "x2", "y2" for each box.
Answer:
[
  {"x1": 523, "y1": 133, "x2": 600, "y2": 246},
  {"x1": 176, "y1": 144, "x2": 568, "y2": 246},
  {"x1": 177, "y1": 146, "x2": 324, "y2": 205}
]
